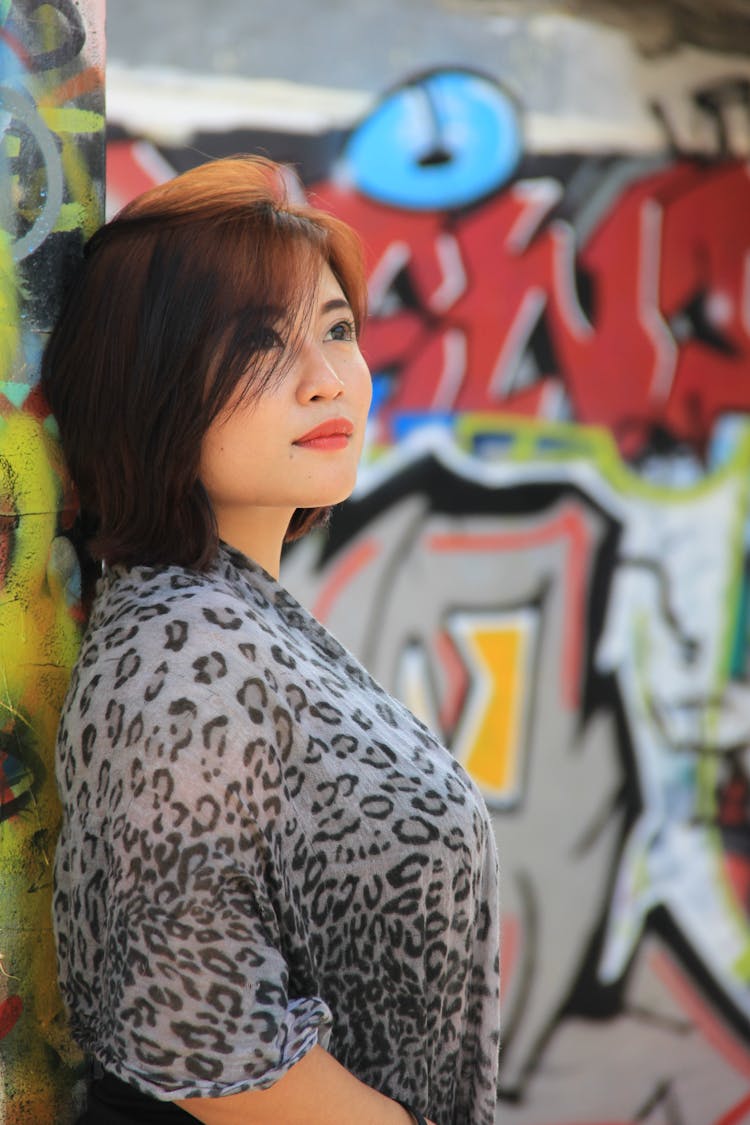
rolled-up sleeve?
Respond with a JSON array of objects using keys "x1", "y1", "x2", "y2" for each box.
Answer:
[
  {"x1": 58, "y1": 650, "x2": 332, "y2": 1101},
  {"x1": 101, "y1": 853, "x2": 332, "y2": 1098}
]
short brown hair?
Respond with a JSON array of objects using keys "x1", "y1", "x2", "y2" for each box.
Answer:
[{"x1": 41, "y1": 155, "x2": 368, "y2": 569}]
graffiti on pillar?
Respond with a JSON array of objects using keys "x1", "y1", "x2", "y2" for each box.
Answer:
[
  {"x1": 101, "y1": 58, "x2": 750, "y2": 1125},
  {"x1": 0, "y1": 3, "x2": 104, "y2": 1123}
]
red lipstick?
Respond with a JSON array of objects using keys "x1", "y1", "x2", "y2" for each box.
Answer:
[{"x1": 294, "y1": 417, "x2": 354, "y2": 451}]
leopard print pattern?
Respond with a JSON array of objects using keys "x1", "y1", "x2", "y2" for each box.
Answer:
[{"x1": 53, "y1": 544, "x2": 500, "y2": 1124}]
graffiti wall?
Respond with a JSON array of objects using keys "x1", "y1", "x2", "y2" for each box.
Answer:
[
  {"x1": 0, "y1": 2, "x2": 104, "y2": 1122},
  {"x1": 292, "y1": 71, "x2": 750, "y2": 1125},
  {"x1": 106, "y1": 33, "x2": 750, "y2": 1125}
]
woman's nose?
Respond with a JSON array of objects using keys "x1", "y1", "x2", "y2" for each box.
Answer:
[{"x1": 297, "y1": 344, "x2": 344, "y2": 401}]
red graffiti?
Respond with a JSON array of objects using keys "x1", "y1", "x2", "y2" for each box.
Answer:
[
  {"x1": 650, "y1": 949, "x2": 750, "y2": 1077},
  {"x1": 716, "y1": 757, "x2": 750, "y2": 914},
  {"x1": 106, "y1": 139, "x2": 172, "y2": 216},
  {"x1": 0, "y1": 994, "x2": 22, "y2": 1040},
  {"x1": 715, "y1": 1090, "x2": 750, "y2": 1125},
  {"x1": 500, "y1": 913, "x2": 520, "y2": 1004},
  {"x1": 313, "y1": 161, "x2": 750, "y2": 458}
]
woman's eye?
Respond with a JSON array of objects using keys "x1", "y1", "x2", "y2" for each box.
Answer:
[
  {"x1": 325, "y1": 319, "x2": 356, "y2": 343},
  {"x1": 251, "y1": 325, "x2": 284, "y2": 352}
]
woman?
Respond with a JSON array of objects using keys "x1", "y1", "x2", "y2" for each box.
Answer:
[{"x1": 42, "y1": 156, "x2": 500, "y2": 1125}]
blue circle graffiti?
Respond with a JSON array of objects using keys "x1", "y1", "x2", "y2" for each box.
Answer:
[{"x1": 338, "y1": 70, "x2": 522, "y2": 210}]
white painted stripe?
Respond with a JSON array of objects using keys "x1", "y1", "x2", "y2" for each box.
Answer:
[
  {"x1": 106, "y1": 61, "x2": 372, "y2": 142},
  {"x1": 107, "y1": 62, "x2": 669, "y2": 153}
]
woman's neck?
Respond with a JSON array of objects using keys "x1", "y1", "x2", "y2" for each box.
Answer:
[{"x1": 214, "y1": 506, "x2": 294, "y2": 579}]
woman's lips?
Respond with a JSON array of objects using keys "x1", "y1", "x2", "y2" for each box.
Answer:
[{"x1": 294, "y1": 417, "x2": 354, "y2": 451}]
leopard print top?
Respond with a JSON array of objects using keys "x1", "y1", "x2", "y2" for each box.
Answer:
[{"x1": 53, "y1": 543, "x2": 500, "y2": 1124}]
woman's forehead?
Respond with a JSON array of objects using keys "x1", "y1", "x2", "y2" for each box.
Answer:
[{"x1": 317, "y1": 261, "x2": 348, "y2": 305}]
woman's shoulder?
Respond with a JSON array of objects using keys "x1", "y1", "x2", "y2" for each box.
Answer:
[
  {"x1": 90, "y1": 550, "x2": 260, "y2": 624},
  {"x1": 77, "y1": 548, "x2": 293, "y2": 680}
]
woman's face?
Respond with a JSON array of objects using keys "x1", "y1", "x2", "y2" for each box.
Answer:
[{"x1": 199, "y1": 261, "x2": 372, "y2": 537}]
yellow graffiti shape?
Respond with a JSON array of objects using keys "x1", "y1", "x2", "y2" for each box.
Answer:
[
  {"x1": 0, "y1": 404, "x2": 80, "y2": 750},
  {"x1": 0, "y1": 400, "x2": 83, "y2": 1123},
  {"x1": 448, "y1": 609, "x2": 538, "y2": 803},
  {"x1": 0, "y1": 231, "x2": 20, "y2": 384}
]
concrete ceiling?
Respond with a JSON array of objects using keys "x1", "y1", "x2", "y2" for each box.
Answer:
[{"x1": 460, "y1": 1, "x2": 750, "y2": 54}]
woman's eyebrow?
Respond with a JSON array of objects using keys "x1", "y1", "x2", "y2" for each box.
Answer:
[{"x1": 320, "y1": 298, "x2": 352, "y2": 315}]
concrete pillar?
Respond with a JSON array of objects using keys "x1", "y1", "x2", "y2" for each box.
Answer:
[{"x1": 0, "y1": 3, "x2": 105, "y2": 1122}]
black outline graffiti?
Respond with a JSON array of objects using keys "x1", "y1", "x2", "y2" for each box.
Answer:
[{"x1": 17, "y1": 0, "x2": 85, "y2": 73}]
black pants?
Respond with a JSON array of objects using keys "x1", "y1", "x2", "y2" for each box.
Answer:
[{"x1": 76, "y1": 1071, "x2": 195, "y2": 1124}]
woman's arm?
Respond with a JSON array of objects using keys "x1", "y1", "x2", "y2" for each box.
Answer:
[{"x1": 175, "y1": 1044, "x2": 437, "y2": 1125}]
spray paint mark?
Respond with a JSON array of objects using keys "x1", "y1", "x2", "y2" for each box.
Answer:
[{"x1": 0, "y1": 994, "x2": 23, "y2": 1039}]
